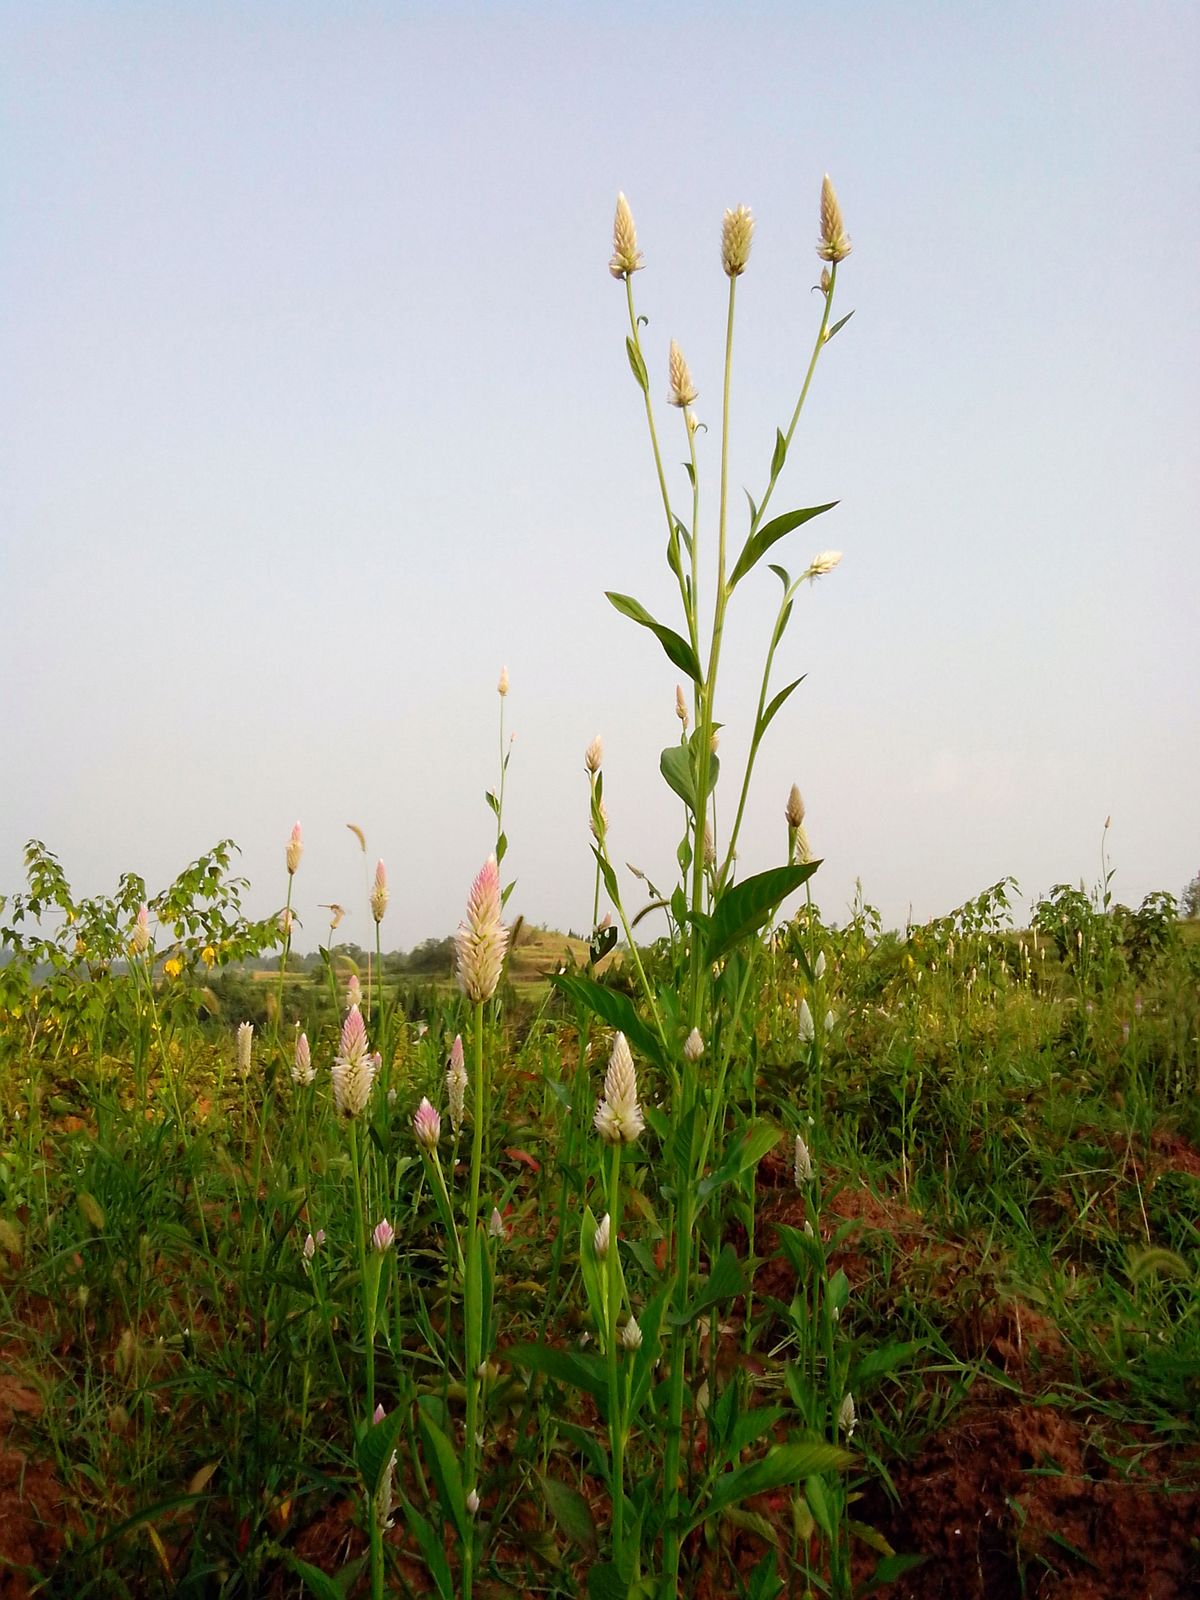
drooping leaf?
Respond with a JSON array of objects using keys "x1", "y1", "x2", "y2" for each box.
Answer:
[
  {"x1": 551, "y1": 971, "x2": 664, "y2": 1069},
  {"x1": 672, "y1": 1244, "x2": 746, "y2": 1326},
  {"x1": 659, "y1": 744, "x2": 695, "y2": 811},
  {"x1": 606, "y1": 593, "x2": 702, "y2": 683},
  {"x1": 728, "y1": 503, "x2": 838, "y2": 590},
  {"x1": 418, "y1": 1411, "x2": 469, "y2": 1543},
  {"x1": 694, "y1": 1444, "x2": 854, "y2": 1528},
  {"x1": 507, "y1": 1342, "x2": 608, "y2": 1404},
  {"x1": 542, "y1": 1475, "x2": 598, "y2": 1554},
  {"x1": 357, "y1": 1404, "x2": 406, "y2": 1495},
  {"x1": 706, "y1": 863, "x2": 821, "y2": 963},
  {"x1": 287, "y1": 1558, "x2": 345, "y2": 1600}
]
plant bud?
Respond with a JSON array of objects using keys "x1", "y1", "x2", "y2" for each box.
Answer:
[
  {"x1": 786, "y1": 785, "x2": 806, "y2": 829},
  {"x1": 675, "y1": 685, "x2": 689, "y2": 729},
  {"x1": 286, "y1": 821, "x2": 303, "y2": 876},
  {"x1": 497, "y1": 665, "x2": 509, "y2": 696},
  {"x1": 370, "y1": 859, "x2": 389, "y2": 924},
  {"x1": 684, "y1": 1028, "x2": 704, "y2": 1062}
]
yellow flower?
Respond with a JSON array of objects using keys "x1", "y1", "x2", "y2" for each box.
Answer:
[
  {"x1": 164, "y1": 958, "x2": 183, "y2": 980},
  {"x1": 201, "y1": 945, "x2": 217, "y2": 968}
]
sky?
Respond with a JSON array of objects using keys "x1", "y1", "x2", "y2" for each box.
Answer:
[{"x1": 2, "y1": 0, "x2": 1198, "y2": 954}]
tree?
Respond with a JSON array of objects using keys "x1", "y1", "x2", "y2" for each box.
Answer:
[{"x1": 1182, "y1": 869, "x2": 1200, "y2": 920}]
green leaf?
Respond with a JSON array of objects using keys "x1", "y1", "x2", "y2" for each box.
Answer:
[
  {"x1": 507, "y1": 1342, "x2": 609, "y2": 1404},
  {"x1": 401, "y1": 1499, "x2": 454, "y2": 1599},
  {"x1": 706, "y1": 863, "x2": 821, "y2": 963},
  {"x1": 693, "y1": 1443, "x2": 853, "y2": 1528},
  {"x1": 826, "y1": 310, "x2": 855, "y2": 343},
  {"x1": 542, "y1": 1474, "x2": 598, "y2": 1554},
  {"x1": 419, "y1": 1411, "x2": 470, "y2": 1544},
  {"x1": 696, "y1": 1120, "x2": 781, "y2": 1204},
  {"x1": 804, "y1": 1473, "x2": 834, "y2": 1538},
  {"x1": 357, "y1": 1405, "x2": 406, "y2": 1496},
  {"x1": 728, "y1": 503, "x2": 838, "y2": 590},
  {"x1": 659, "y1": 744, "x2": 695, "y2": 811},
  {"x1": 591, "y1": 847, "x2": 621, "y2": 913},
  {"x1": 673, "y1": 1244, "x2": 746, "y2": 1326},
  {"x1": 770, "y1": 427, "x2": 788, "y2": 482},
  {"x1": 625, "y1": 336, "x2": 649, "y2": 394},
  {"x1": 552, "y1": 971, "x2": 664, "y2": 1069},
  {"x1": 759, "y1": 676, "x2": 805, "y2": 740},
  {"x1": 854, "y1": 1553, "x2": 928, "y2": 1597},
  {"x1": 606, "y1": 592, "x2": 702, "y2": 684},
  {"x1": 851, "y1": 1339, "x2": 927, "y2": 1388},
  {"x1": 587, "y1": 1563, "x2": 628, "y2": 1600},
  {"x1": 287, "y1": 1558, "x2": 345, "y2": 1600}
]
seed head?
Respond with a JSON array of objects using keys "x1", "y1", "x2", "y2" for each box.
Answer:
[
  {"x1": 721, "y1": 205, "x2": 754, "y2": 277},
  {"x1": 455, "y1": 855, "x2": 508, "y2": 1004},
  {"x1": 817, "y1": 175, "x2": 852, "y2": 263},
  {"x1": 286, "y1": 821, "x2": 303, "y2": 876},
  {"x1": 446, "y1": 1034, "x2": 468, "y2": 1133},
  {"x1": 372, "y1": 1217, "x2": 396, "y2": 1251},
  {"x1": 293, "y1": 1031, "x2": 314, "y2": 1085},
  {"x1": 373, "y1": 1447, "x2": 398, "y2": 1530},
  {"x1": 497, "y1": 665, "x2": 509, "y2": 697},
  {"x1": 786, "y1": 785, "x2": 805, "y2": 829},
  {"x1": 609, "y1": 192, "x2": 644, "y2": 279},
  {"x1": 412, "y1": 1097, "x2": 441, "y2": 1150},
  {"x1": 794, "y1": 1134, "x2": 814, "y2": 1185},
  {"x1": 370, "y1": 859, "x2": 389, "y2": 924},
  {"x1": 585, "y1": 735, "x2": 603, "y2": 775},
  {"x1": 668, "y1": 339, "x2": 698, "y2": 407},
  {"x1": 684, "y1": 1028, "x2": 704, "y2": 1063},
  {"x1": 594, "y1": 1032, "x2": 644, "y2": 1144},
  {"x1": 236, "y1": 1021, "x2": 253, "y2": 1078}
]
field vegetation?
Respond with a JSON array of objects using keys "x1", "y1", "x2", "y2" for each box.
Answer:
[{"x1": 2, "y1": 181, "x2": 1197, "y2": 1599}]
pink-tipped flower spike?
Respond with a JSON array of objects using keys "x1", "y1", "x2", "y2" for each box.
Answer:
[
  {"x1": 302, "y1": 1230, "x2": 324, "y2": 1261},
  {"x1": 455, "y1": 855, "x2": 508, "y2": 1004},
  {"x1": 345, "y1": 972, "x2": 363, "y2": 1009},
  {"x1": 372, "y1": 1218, "x2": 396, "y2": 1252},
  {"x1": 237, "y1": 1021, "x2": 253, "y2": 1078},
  {"x1": 594, "y1": 1032, "x2": 644, "y2": 1144},
  {"x1": 497, "y1": 665, "x2": 509, "y2": 696},
  {"x1": 332, "y1": 1005, "x2": 376, "y2": 1117},
  {"x1": 373, "y1": 1402, "x2": 386, "y2": 1424},
  {"x1": 466, "y1": 1489, "x2": 481, "y2": 1516},
  {"x1": 413, "y1": 1097, "x2": 441, "y2": 1150},
  {"x1": 594, "y1": 1212, "x2": 611, "y2": 1258},
  {"x1": 446, "y1": 1035, "x2": 468, "y2": 1133},
  {"x1": 286, "y1": 821, "x2": 303, "y2": 876},
  {"x1": 293, "y1": 1031, "x2": 314, "y2": 1085},
  {"x1": 131, "y1": 904, "x2": 150, "y2": 955},
  {"x1": 684, "y1": 1028, "x2": 704, "y2": 1063},
  {"x1": 621, "y1": 1316, "x2": 643, "y2": 1352},
  {"x1": 489, "y1": 1207, "x2": 506, "y2": 1241},
  {"x1": 370, "y1": 859, "x2": 389, "y2": 924},
  {"x1": 838, "y1": 1391, "x2": 857, "y2": 1438}
]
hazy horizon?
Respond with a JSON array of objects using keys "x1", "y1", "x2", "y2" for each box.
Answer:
[{"x1": 4, "y1": 1, "x2": 1198, "y2": 952}]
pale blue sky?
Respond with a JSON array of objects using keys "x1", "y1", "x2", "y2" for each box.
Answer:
[{"x1": 3, "y1": 1, "x2": 1198, "y2": 950}]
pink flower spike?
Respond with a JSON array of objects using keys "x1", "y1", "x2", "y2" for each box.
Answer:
[
  {"x1": 455, "y1": 855, "x2": 508, "y2": 1004},
  {"x1": 346, "y1": 973, "x2": 363, "y2": 1008},
  {"x1": 340, "y1": 1005, "x2": 367, "y2": 1062},
  {"x1": 293, "y1": 1031, "x2": 314, "y2": 1085},
  {"x1": 413, "y1": 1097, "x2": 441, "y2": 1150},
  {"x1": 131, "y1": 904, "x2": 150, "y2": 954},
  {"x1": 372, "y1": 1218, "x2": 395, "y2": 1252},
  {"x1": 373, "y1": 1402, "x2": 386, "y2": 1424},
  {"x1": 332, "y1": 1008, "x2": 376, "y2": 1117},
  {"x1": 286, "y1": 821, "x2": 303, "y2": 875},
  {"x1": 371, "y1": 859, "x2": 389, "y2": 924}
]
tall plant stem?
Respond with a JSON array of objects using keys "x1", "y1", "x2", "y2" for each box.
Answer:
[
  {"x1": 347, "y1": 1119, "x2": 375, "y2": 1419},
  {"x1": 462, "y1": 999, "x2": 486, "y2": 1600},
  {"x1": 605, "y1": 1141, "x2": 626, "y2": 1558}
]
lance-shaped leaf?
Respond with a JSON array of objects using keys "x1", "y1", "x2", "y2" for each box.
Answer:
[
  {"x1": 551, "y1": 970, "x2": 664, "y2": 1069},
  {"x1": 690, "y1": 1442, "x2": 855, "y2": 1529},
  {"x1": 418, "y1": 1410, "x2": 470, "y2": 1543},
  {"x1": 728, "y1": 503, "x2": 838, "y2": 590},
  {"x1": 758, "y1": 675, "x2": 805, "y2": 741},
  {"x1": 825, "y1": 309, "x2": 855, "y2": 343},
  {"x1": 507, "y1": 1342, "x2": 608, "y2": 1404},
  {"x1": 606, "y1": 592, "x2": 702, "y2": 683},
  {"x1": 625, "y1": 336, "x2": 649, "y2": 393},
  {"x1": 706, "y1": 862, "x2": 821, "y2": 963}
]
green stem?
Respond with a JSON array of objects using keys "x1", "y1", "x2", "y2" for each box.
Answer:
[{"x1": 606, "y1": 1141, "x2": 625, "y2": 1558}]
